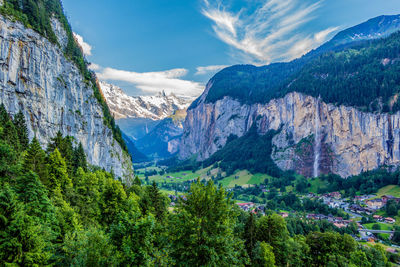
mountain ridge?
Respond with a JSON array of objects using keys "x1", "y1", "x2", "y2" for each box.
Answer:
[
  {"x1": 100, "y1": 81, "x2": 193, "y2": 120},
  {"x1": 179, "y1": 14, "x2": 400, "y2": 178}
]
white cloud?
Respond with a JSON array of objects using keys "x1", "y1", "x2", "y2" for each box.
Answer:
[
  {"x1": 195, "y1": 65, "x2": 229, "y2": 75},
  {"x1": 73, "y1": 33, "x2": 92, "y2": 56},
  {"x1": 97, "y1": 67, "x2": 203, "y2": 97},
  {"x1": 202, "y1": 0, "x2": 339, "y2": 64},
  {"x1": 88, "y1": 63, "x2": 101, "y2": 71}
]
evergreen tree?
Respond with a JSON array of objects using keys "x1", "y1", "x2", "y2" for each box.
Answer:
[
  {"x1": 48, "y1": 132, "x2": 74, "y2": 175},
  {"x1": 244, "y1": 212, "x2": 257, "y2": 259},
  {"x1": 13, "y1": 110, "x2": 29, "y2": 151},
  {"x1": 47, "y1": 131, "x2": 63, "y2": 153},
  {"x1": 0, "y1": 184, "x2": 52, "y2": 265},
  {"x1": 73, "y1": 142, "x2": 87, "y2": 172},
  {"x1": 252, "y1": 241, "x2": 275, "y2": 267},
  {"x1": 170, "y1": 180, "x2": 247, "y2": 266},
  {"x1": 0, "y1": 103, "x2": 9, "y2": 126},
  {"x1": 47, "y1": 148, "x2": 72, "y2": 195},
  {"x1": 147, "y1": 181, "x2": 169, "y2": 222},
  {"x1": 0, "y1": 140, "x2": 19, "y2": 182},
  {"x1": 257, "y1": 214, "x2": 289, "y2": 266},
  {"x1": 2, "y1": 120, "x2": 20, "y2": 152},
  {"x1": 133, "y1": 175, "x2": 141, "y2": 186},
  {"x1": 23, "y1": 137, "x2": 48, "y2": 183}
]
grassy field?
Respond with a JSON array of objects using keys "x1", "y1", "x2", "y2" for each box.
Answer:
[
  {"x1": 136, "y1": 165, "x2": 269, "y2": 189},
  {"x1": 363, "y1": 222, "x2": 394, "y2": 240},
  {"x1": 219, "y1": 171, "x2": 268, "y2": 188},
  {"x1": 363, "y1": 222, "x2": 393, "y2": 231},
  {"x1": 308, "y1": 177, "x2": 329, "y2": 193},
  {"x1": 376, "y1": 185, "x2": 400, "y2": 198}
]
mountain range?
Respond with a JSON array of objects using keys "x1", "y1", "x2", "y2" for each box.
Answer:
[{"x1": 100, "y1": 81, "x2": 192, "y2": 120}]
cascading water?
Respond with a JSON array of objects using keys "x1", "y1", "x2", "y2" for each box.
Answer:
[{"x1": 313, "y1": 97, "x2": 321, "y2": 177}]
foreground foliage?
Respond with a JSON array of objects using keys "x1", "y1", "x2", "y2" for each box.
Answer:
[{"x1": 0, "y1": 105, "x2": 393, "y2": 266}]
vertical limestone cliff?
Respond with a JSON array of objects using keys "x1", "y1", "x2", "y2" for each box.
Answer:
[
  {"x1": 0, "y1": 15, "x2": 133, "y2": 179},
  {"x1": 179, "y1": 87, "x2": 400, "y2": 177}
]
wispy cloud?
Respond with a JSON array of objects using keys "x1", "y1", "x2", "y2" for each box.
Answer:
[
  {"x1": 73, "y1": 33, "x2": 92, "y2": 56},
  {"x1": 202, "y1": 0, "x2": 339, "y2": 64},
  {"x1": 96, "y1": 67, "x2": 203, "y2": 97},
  {"x1": 195, "y1": 65, "x2": 229, "y2": 76}
]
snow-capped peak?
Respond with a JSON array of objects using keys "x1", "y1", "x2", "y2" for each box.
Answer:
[{"x1": 100, "y1": 81, "x2": 193, "y2": 120}]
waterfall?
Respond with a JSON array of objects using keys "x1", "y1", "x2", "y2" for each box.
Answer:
[{"x1": 313, "y1": 97, "x2": 321, "y2": 177}]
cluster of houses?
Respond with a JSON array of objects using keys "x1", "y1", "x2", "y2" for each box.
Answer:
[
  {"x1": 373, "y1": 215, "x2": 396, "y2": 224},
  {"x1": 306, "y1": 213, "x2": 352, "y2": 228},
  {"x1": 236, "y1": 202, "x2": 265, "y2": 214}
]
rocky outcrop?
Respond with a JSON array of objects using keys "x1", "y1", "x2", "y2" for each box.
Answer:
[
  {"x1": 0, "y1": 15, "x2": 133, "y2": 179},
  {"x1": 179, "y1": 86, "x2": 400, "y2": 177}
]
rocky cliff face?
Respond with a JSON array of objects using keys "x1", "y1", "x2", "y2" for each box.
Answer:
[
  {"x1": 0, "y1": 15, "x2": 133, "y2": 179},
  {"x1": 179, "y1": 86, "x2": 400, "y2": 177}
]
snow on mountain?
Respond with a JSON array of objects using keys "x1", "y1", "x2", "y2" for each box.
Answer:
[{"x1": 100, "y1": 81, "x2": 193, "y2": 120}]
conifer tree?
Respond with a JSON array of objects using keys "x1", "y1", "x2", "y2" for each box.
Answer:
[
  {"x1": 147, "y1": 181, "x2": 168, "y2": 222},
  {"x1": 47, "y1": 148, "x2": 72, "y2": 195},
  {"x1": 0, "y1": 140, "x2": 19, "y2": 181},
  {"x1": 47, "y1": 131, "x2": 63, "y2": 153},
  {"x1": 13, "y1": 110, "x2": 29, "y2": 151},
  {"x1": 244, "y1": 212, "x2": 257, "y2": 259},
  {"x1": 23, "y1": 137, "x2": 48, "y2": 183},
  {"x1": 0, "y1": 103, "x2": 9, "y2": 126},
  {"x1": 47, "y1": 132, "x2": 74, "y2": 175},
  {"x1": 170, "y1": 180, "x2": 247, "y2": 266},
  {"x1": 2, "y1": 120, "x2": 20, "y2": 152},
  {"x1": 133, "y1": 175, "x2": 142, "y2": 186},
  {"x1": 73, "y1": 142, "x2": 87, "y2": 172},
  {"x1": 0, "y1": 184, "x2": 52, "y2": 265}
]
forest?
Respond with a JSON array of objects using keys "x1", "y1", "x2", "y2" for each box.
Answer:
[{"x1": 0, "y1": 104, "x2": 394, "y2": 266}]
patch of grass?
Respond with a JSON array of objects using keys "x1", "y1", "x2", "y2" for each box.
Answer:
[
  {"x1": 376, "y1": 185, "x2": 400, "y2": 198},
  {"x1": 363, "y1": 223, "x2": 393, "y2": 231},
  {"x1": 308, "y1": 177, "x2": 329, "y2": 194}
]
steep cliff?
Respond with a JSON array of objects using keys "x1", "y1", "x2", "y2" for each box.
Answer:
[
  {"x1": 179, "y1": 15, "x2": 400, "y2": 178},
  {"x1": 180, "y1": 91, "x2": 400, "y2": 177},
  {"x1": 0, "y1": 15, "x2": 133, "y2": 179}
]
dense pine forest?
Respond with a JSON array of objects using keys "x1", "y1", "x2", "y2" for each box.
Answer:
[{"x1": 0, "y1": 104, "x2": 394, "y2": 266}]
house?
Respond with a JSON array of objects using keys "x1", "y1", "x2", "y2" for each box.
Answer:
[
  {"x1": 373, "y1": 215, "x2": 384, "y2": 221},
  {"x1": 279, "y1": 212, "x2": 289, "y2": 218},
  {"x1": 333, "y1": 222, "x2": 347, "y2": 228},
  {"x1": 236, "y1": 202, "x2": 254, "y2": 211},
  {"x1": 365, "y1": 199, "x2": 384, "y2": 210},
  {"x1": 382, "y1": 195, "x2": 400, "y2": 204},
  {"x1": 385, "y1": 217, "x2": 396, "y2": 224}
]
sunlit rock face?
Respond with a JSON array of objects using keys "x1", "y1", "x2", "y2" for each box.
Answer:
[
  {"x1": 0, "y1": 15, "x2": 133, "y2": 179},
  {"x1": 180, "y1": 85, "x2": 400, "y2": 177}
]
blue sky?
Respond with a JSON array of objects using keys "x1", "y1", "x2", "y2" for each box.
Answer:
[{"x1": 62, "y1": 0, "x2": 400, "y2": 97}]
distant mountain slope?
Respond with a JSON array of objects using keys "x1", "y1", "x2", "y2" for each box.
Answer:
[
  {"x1": 121, "y1": 132, "x2": 148, "y2": 163},
  {"x1": 193, "y1": 14, "x2": 400, "y2": 108},
  {"x1": 282, "y1": 31, "x2": 400, "y2": 113},
  {"x1": 100, "y1": 81, "x2": 192, "y2": 120},
  {"x1": 315, "y1": 14, "x2": 400, "y2": 54},
  {"x1": 179, "y1": 14, "x2": 400, "y2": 178}
]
